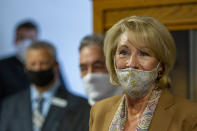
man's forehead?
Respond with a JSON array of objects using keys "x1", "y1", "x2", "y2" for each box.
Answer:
[
  {"x1": 81, "y1": 45, "x2": 104, "y2": 56},
  {"x1": 17, "y1": 28, "x2": 37, "y2": 36},
  {"x1": 18, "y1": 27, "x2": 36, "y2": 32},
  {"x1": 80, "y1": 51, "x2": 105, "y2": 62},
  {"x1": 26, "y1": 48, "x2": 53, "y2": 59},
  {"x1": 17, "y1": 28, "x2": 37, "y2": 38}
]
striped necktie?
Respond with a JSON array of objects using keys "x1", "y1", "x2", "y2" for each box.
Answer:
[{"x1": 33, "y1": 96, "x2": 45, "y2": 130}]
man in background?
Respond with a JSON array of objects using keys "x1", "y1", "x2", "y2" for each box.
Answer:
[
  {"x1": 0, "y1": 21, "x2": 65, "y2": 103},
  {"x1": 79, "y1": 34, "x2": 123, "y2": 106},
  {"x1": 0, "y1": 21, "x2": 38, "y2": 102},
  {"x1": 59, "y1": 34, "x2": 122, "y2": 131},
  {"x1": 0, "y1": 41, "x2": 89, "y2": 131}
]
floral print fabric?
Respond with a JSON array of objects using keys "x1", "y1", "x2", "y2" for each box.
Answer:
[
  {"x1": 109, "y1": 88, "x2": 161, "y2": 131},
  {"x1": 115, "y1": 67, "x2": 158, "y2": 99}
]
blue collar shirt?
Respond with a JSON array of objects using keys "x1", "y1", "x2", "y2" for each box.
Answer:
[{"x1": 30, "y1": 79, "x2": 60, "y2": 131}]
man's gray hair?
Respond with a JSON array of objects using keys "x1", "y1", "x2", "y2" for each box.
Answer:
[
  {"x1": 27, "y1": 40, "x2": 57, "y2": 61},
  {"x1": 79, "y1": 34, "x2": 104, "y2": 52}
]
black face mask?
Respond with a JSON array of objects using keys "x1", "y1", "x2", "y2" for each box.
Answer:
[{"x1": 26, "y1": 67, "x2": 55, "y2": 87}]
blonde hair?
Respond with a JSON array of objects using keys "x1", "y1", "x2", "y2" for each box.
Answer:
[{"x1": 104, "y1": 16, "x2": 176, "y2": 88}]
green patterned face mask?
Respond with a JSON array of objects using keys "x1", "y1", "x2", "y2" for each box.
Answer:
[{"x1": 115, "y1": 63, "x2": 159, "y2": 99}]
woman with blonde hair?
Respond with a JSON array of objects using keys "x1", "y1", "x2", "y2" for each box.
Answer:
[{"x1": 89, "y1": 16, "x2": 197, "y2": 131}]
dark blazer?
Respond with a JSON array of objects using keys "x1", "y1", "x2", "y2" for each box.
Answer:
[
  {"x1": 58, "y1": 101, "x2": 91, "y2": 131},
  {"x1": 0, "y1": 56, "x2": 66, "y2": 102},
  {"x1": 0, "y1": 56, "x2": 30, "y2": 101},
  {"x1": 90, "y1": 89, "x2": 197, "y2": 131},
  {"x1": 0, "y1": 85, "x2": 90, "y2": 131}
]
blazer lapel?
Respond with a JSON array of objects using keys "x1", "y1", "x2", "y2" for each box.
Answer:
[
  {"x1": 20, "y1": 89, "x2": 33, "y2": 131},
  {"x1": 41, "y1": 87, "x2": 68, "y2": 131},
  {"x1": 103, "y1": 90, "x2": 175, "y2": 131},
  {"x1": 149, "y1": 89, "x2": 175, "y2": 131},
  {"x1": 104, "y1": 95, "x2": 123, "y2": 131}
]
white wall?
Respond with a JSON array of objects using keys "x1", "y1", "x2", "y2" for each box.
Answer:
[{"x1": 0, "y1": 0, "x2": 92, "y2": 97}]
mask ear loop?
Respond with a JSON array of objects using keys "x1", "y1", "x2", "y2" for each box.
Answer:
[
  {"x1": 113, "y1": 57, "x2": 121, "y2": 85},
  {"x1": 148, "y1": 61, "x2": 160, "y2": 90},
  {"x1": 156, "y1": 62, "x2": 160, "y2": 70},
  {"x1": 156, "y1": 62, "x2": 161, "y2": 76}
]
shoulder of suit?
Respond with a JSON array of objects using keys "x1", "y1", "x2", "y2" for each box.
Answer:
[
  {"x1": 91, "y1": 95, "x2": 123, "y2": 113},
  {"x1": 58, "y1": 87, "x2": 87, "y2": 101},
  {"x1": 0, "y1": 56, "x2": 20, "y2": 69},
  {"x1": 172, "y1": 95, "x2": 197, "y2": 125},
  {"x1": 0, "y1": 56, "x2": 17, "y2": 64},
  {"x1": 162, "y1": 89, "x2": 197, "y2": 119},
  {"x1": 57, "y1": 87, "x2": 89, "y2": 107},
  {"x1": 173, "y1": 95, "x2": 197, "y2": 110},
  {"x1": 1, "y1": 88, "x2": 28, "y2": 107},
  {"x1": 4, "y1": 88, "x2": 28, "y2": 99},
  {"x1": 96, "y1": 94, "x2": 123, "y2": 105},
  {"x1": 68, "y1": 93, "x2": 89, "y2": 104}
]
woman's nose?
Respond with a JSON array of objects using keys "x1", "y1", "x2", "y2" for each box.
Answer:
[{"x1": 126, "y1": 55, "x2": 139, "y2": 69}]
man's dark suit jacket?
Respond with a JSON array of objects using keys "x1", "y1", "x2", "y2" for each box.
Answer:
[
  {"x1": 58, "y1": 101, "x2": 91, "y2": 131},
  {"x1": 0, "y1": 56, "x2": 29, "y2": 102},
  {"x1": 0, "y1": 56, "x2": 66, "y2": 102},
  {"x1": 0, "y1": 85, "x2": 91, "y2": 131}
]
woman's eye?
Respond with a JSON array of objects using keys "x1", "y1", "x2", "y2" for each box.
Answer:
[
  {"x1": 119, "y1": 50, "x2": 128, "y2": 55},
  {"x1": 140, "y1": 51, "x2": 149, "y2": 56}
]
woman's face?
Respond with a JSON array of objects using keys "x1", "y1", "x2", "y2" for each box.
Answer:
[{"x1": 115, "y1": 32, "x2": 159, "y2": 71}]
